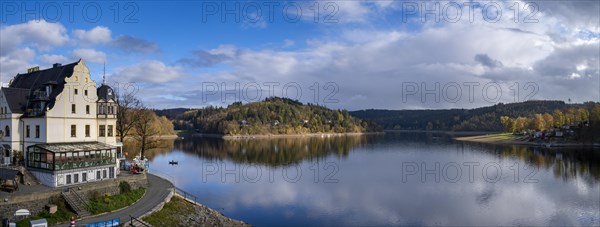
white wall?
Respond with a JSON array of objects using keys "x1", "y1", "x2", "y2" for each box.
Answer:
[
  {"x1": 45, "y1": 60, "x2": 101, "y2": 143},
  {"x1": 55, "y1": 165, "x2": 116, "y2": 187}
]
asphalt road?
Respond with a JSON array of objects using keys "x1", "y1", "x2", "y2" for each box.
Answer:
[{"x1": 57, "y1": 173, "x2": 173, "y2": 227}]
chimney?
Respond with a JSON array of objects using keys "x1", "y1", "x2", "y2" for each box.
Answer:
[
  {"x1": 53, "y1": 63, "x2": 62, "y2": 68},
  {"x1": 27, "y1": 66, "x2": 40, "y2": 73}
]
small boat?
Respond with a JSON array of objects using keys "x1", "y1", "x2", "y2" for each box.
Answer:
[{"x1": 169, "y1": 160, "x2": 178, "y2": 165}]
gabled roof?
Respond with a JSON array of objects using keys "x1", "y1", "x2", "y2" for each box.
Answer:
[
  {"x1": 6, "y1": 60, "x2": 80, "y2": 114},
  {"x1": 2, "y1": 87, "x2": 30, "y2": 113}
]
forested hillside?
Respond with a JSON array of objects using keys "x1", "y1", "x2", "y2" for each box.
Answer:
[
  {"x1": 350, "y1": 101, "x2": 599, "y2": 131},
  {"x1": 166, "y1": 97, "x2": 382, "y2": 135}
]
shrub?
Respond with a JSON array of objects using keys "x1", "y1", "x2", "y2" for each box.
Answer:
[
  {"x1": 119, "y1": 181, "x2": 132, "y2": 194},
  {"x1": 89, "y1": 190, "x2": 101, "y2": 200}
]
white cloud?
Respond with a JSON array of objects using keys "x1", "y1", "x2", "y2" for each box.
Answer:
[
  {"x1": 73, "y1": 26, "x2": 112, "y2": 45},
  {"x1": 70, "y1": 48, "x2": 106, "y2": 63},
  {"x1": 0, "y1": 48, "x2": 36, "y2": 84},
  {"x1": 0, "y1": 20, "x2": 68, "y2": 55},
  {"x1": 39, "y1": 54, "x2": 69, "y2": 66},
  {"x1": 110, "y1": 60, "x2": 186, "y2": 84}
]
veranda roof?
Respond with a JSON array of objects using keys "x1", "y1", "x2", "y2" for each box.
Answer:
[{"x1": 34, "y1": 142, "x2": 116, "y2": 153}]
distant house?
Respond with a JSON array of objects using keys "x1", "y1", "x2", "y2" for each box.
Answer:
[
  {"x1": 555, "y1": 131, "x2": 563, "y2": 137},
  {"x1": 0, "y1": 59, "x2": 122, "y2": 187}
]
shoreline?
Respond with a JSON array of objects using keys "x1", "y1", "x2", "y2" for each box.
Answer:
[
  {"x1": 384, "y1": 129, "x2": 501, "y2": 136},
  {"x1": 142, "y1": 174, "x2": 249, "y2": 226},
  {"x1": 454, "y1": 134, "x2": 600, "y2": 148},
  {"x1": 188, "y1": 132, "x2": 385, "y2": 139}
]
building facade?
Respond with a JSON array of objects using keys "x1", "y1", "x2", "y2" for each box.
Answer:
[{"x1": 0, "y1": 59, "x2": 122, "y2": 187}]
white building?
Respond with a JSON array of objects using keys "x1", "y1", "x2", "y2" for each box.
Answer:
[{"x1": 0, "y1": 59, "x2": 122, "y2": 187}]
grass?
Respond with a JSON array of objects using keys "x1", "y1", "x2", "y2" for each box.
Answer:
[
  {"x1": 143, "y1": 196, "x2": 195, "y2": 226},
  {"x1": 88, "y1": 187, "x2": 146, "y2": 215}
]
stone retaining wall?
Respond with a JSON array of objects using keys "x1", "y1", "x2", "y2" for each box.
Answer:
[{"x1": 0, "y1": 173, "x2": 147, "y2": 219}]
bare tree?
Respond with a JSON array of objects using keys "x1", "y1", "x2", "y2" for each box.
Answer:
[
  {"x1": 115, "y1": 91, "x2": 142, "y2": 142},
  {"x1": 132, "y1": 107, "x2": 160, "y2": 159}
]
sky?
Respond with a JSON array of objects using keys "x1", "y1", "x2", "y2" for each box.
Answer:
[{"x1": 0, "y1": 0, "x2": 599, "y2": 110}]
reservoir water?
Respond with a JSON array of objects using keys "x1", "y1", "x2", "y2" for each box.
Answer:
[{"x1": 145, "y1": 132, "x2": 600, "y2": 226}]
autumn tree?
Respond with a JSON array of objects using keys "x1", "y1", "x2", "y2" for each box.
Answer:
[
  {"x1": 553, "y1": 110, "x2": 565, "y2": 127},
  {"x1": 542, "y1": 113, "x2": 554, "y2": 129},
  {"x1": 500, "y1": 116, "x2": 515, "y2": 132},
  {"x1": 157, "y1": 116, "x2": 175, "y2": 135},
  {"x1": 514, "y1": 117, "x2": 528, "y2": 133},
  {"x1": 133, "y1": 108, "x2": 160, "y2": 159}
]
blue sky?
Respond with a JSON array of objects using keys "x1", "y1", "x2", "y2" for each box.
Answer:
[{"x1": 1, "y1": 1, "x2": 599, "y2": 110}]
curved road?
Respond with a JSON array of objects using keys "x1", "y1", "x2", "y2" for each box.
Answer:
[{"x1": 57, "y1": 173, "x2": 173, "y2": 226}]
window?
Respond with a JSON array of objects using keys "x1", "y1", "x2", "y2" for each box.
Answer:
[
  {"x1": 74, "y1": 88, "x2": 78, "y2": 95},
  {"x1": 85, "y1": 125, "x2": 90, "y2": 137},
  {"x1": 107, "y1": 125, "x2": 113, "y2": 137},
  {"x1": 109, "y1": 167, "x2": 114, "y2": 178},
  {"x1": 82, "y1": 172, "x2": 87, "y2": 182},
  {"x1": 35, "y1": 125, "x2": 40, "y2": 138},
  {"x1": 86, "y1": 105, "x2": 90, "y2": 114},
  {"x1": 96, "y1": 171, "x2": 101, "y2": 180},
  {"x1": 26, "y1": 125, "x2": 30, "y2": 138},
  {"x1": 99, "y1": 125, "x2": 105, "y2": 137},
  {"x1": 71, "y1": 125, "x2": 76, "y2": 137},
  {"x1": 103, "y1": 170, "x2": 107, "y2": 178},
  {"x1": 66, "y1": 175, "x2": 72, "y2": 184},
  {"x1": 74, "y1": 173, "x2": 79, "y2": 183},
  {"x1": 4, "y1": 126, "x2": 8, "y2": 137},
  {"x1": 84, "y1": 90, "x2": 88, "y2": 96},
  {"x1": 71, "y1": 104, "x2": 76, "y2": 114}
]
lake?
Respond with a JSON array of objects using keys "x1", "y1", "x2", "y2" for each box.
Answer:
[{"x1": 145, "y1": 132, "x2": 600, "y2": 226}]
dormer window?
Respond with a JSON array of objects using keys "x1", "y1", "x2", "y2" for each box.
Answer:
[{"x1": 46, "y1": 85, "x2": 52, "y2": 96}]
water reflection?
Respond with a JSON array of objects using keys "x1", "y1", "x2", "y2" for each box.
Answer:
[
  {"x1": 457, "y1": 142, "x2": 600, "y2": 183},
  {"x1": 145, "y1": 132, "x2": 599, "y2": 226},
  {"x1": 171, "y1": 135, "x2": 380, "y2": 166}
]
